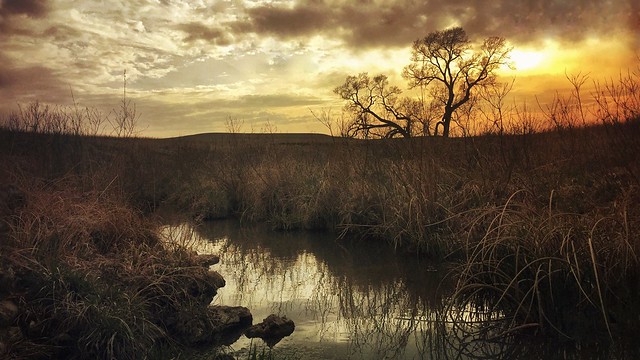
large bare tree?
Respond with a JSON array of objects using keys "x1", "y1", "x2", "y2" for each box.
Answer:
[
  {"x1": 334, "y1": 27, "x2": 511, "y2": 138},
  {"x1": 403, "y1": 27, "x2": 512, "y2": 137}
]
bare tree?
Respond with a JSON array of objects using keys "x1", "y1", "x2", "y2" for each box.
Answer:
[
  {"x1": 478, "y1": 78, "x2": 515, "y2": 135},
  {"x1": 110, "y1": 70, "x2": 140, "y2": 137},
  {"x1": 334, "y1": 73, "x2": 419, "y2": 138},
  {"x1": 225, "y1": 116, "x2": 244, "y2": 133},
  {"x1": 403, "y1": 27, "x2": 512, "y2": 137},
  {"x1": 311, "y1": 108, "x2": 358, "y2": 138}
]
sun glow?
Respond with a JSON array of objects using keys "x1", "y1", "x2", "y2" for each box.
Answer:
[{"x1": 509, "y1": 49, "x2": 545, "y2": 72}]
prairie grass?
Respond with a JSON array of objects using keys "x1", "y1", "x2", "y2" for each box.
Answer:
[{"x1": 0, "y1": 177, "x2": 237, "y2": 359}]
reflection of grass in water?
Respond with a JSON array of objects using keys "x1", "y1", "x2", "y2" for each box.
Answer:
[
  {"x1": 245, "y1": 343, "x2": 299, "y2": 360},
  {"x1": 184, "y1": 216, "x2": 640, "y2": 359},
  {"x1": 182, "y1": 221, "x2": 452, "y2": 358},
  {"x1": 160, "y1": 222, "x2": 221, "y2": 255}
]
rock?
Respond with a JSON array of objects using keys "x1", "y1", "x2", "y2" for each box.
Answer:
[
  {"x1": 172, "y1": 305, "x2": 252, "y2": 347},
  {"x1": 195, "y1": 254, "x2": 220, "y2": 267},
  {"x1": 0, "y1": 300, "x2": 18, "y2": 327},
  {"x1": 188, "y1": 270, "x2": 225, "y2": 305},
  {"x1": 245, "y1": 314, "x2": 295, "y2": 347},
  {"x1": 208, "y1": 306, "x2": 253, "y2": 346},
  {"x1": 205, "y1": 270, "x2": 225, "y2": 288}
]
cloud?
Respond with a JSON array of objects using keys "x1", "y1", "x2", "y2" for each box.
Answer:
[
  {"x1": 0, "y1": 0, "x2": 48, "y2": 17},
  {"x1": 0, "y1": 55, "x2": 56, "y2": 91},
  {"x1": 240, "y1": 4, "x2": 332, "y2": 39},
  {"x1": 229, "y1": 0, "x2": 638, "y2": 48},
  {"x1": 0, "y1": 0, "x2": 50, "y2": 36},
  {"x1": 236, "y1": 94, "x2": 324, "y2": 108},
  {"x1": 0, "y1": 53, "x2": 72, "y2": 116},
  {"x1": 178, "y1": 22, "x2": 232, "y2": 45},
  {"x1": 134, "y1": 93, "x2": 325, "y2": 136},
  {"x1": 630, "y1": 0, "x2": 640, "y2": 49},
  {"x1": 0, "y1": 0, "x2": 636, "y2": 138}
]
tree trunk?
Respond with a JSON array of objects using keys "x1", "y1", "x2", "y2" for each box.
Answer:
[{"x1": 442, "y1": 108, "x2": 453, "y2": 138}]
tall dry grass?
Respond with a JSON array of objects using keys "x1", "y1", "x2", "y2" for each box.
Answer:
[
  {"x1": 441, "y1": 69, "x2": 640, "y2": 339},
  {"x1": 0, "y1": 175, "x2": 239, "y2": 359},
  {"x1": 449, "y1": 187, "x2": 639, "y2": 337}
]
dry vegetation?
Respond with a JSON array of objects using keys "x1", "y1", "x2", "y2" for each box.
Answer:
[
  {"x1": 0, "y1": 177, "x2": 252, "y2": 359},
  {"x1": 0, "y1": 69, "x2": 639, "y2": 356},
  {"x1": 0, "y1": 124, "x2": 247, "y2": 357}
]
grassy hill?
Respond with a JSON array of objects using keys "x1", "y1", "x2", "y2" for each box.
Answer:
[{"x1": 165, "y1": 132, "x2": 337, "y2": 145}]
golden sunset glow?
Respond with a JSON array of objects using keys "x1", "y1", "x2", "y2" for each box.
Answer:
[
  {"x1": 0, "y1": 0, "x2": 637, "y2": 137},
  {"x1": 509, "y1": 49, "x2": 545, "y2": 73}
]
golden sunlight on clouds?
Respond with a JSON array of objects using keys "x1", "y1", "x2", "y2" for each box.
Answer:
[
  {"x1": 498, "y1": 35, "x2": 636, "y2": 110},
  {"x1": 503, "y1": 37, "x2": 634, "y2": 79}
]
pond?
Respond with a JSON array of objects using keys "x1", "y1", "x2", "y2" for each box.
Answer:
[{"x1": 160, "y1": 219, "x2": 634, "y2": 360}]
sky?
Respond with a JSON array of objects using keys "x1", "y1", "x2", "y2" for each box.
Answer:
[{"x1": 0, "y1": 0, "x2": 638, "y2": 137}]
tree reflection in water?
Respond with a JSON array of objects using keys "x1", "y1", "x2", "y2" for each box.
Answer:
[{"x1": 160, "y1": 219, "x2": 636, "y2": 360}]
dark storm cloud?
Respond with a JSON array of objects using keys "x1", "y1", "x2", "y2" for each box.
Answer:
[
  {"x1": 0, "y1": 54, "x2": 70, "y2": 115},
  {"x1": 229, "y1": 0, "x2": 637, "y2": 47},
  {"x1": 630, "y1": 0, "x2": 640, "y2": 48},
  {"x1": 0, "y1": 0, "x2": 48, "y2": 17},
  {"x1": 461, "y1": 0, "x2": 634, "y2": 44},
  {"x1": 240, "y1": 4, "x2": 331, "y2": 38},
  {"x1": 0, "y1": 55, "x2": 58, "y2": 91},
  {"x1": 0, "y1": 0, "x2": 49, "y2": 37},
  {"x1": 178, "y1": 22, "x2": 232, "y2": 45}
]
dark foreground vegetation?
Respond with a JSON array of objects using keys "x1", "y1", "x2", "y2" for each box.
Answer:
[
  {"x1": 0, "y1": 177, "x2": 255, "y2": 358},
  {"x1": 1, "y1": 74, "x2": 639, "y2": 358}
]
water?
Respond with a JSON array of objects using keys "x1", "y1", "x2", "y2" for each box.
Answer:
[{"x1": 159, "y1": 219, "x2": 635, "y2": 360}]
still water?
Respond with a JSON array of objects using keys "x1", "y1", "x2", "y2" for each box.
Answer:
[{"x1": 160, "y1": 219, "x2": 632, "y2": 360}]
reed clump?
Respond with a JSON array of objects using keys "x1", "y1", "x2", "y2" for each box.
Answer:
[
  {"x1": 0, "y1": 180, "x2": 242, "y2": 359},
  {"x1": 450, "y1": 185, "x2": 640, "y2": 339}
]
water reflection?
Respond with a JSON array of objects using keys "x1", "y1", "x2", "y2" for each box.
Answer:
[
  {"x1": 161, "y1": 219, "x2": 449, "y2": 359},
  {"x1": 159, "y1": 219, "x2": 636, "y2": 360}
]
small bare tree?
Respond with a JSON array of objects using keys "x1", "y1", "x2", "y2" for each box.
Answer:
[
  {"x1": 225, "y1": 116, "x2": 244, "y2": 133},
  {"x1": 334, "y1": 73, "x2": 419, "y2": 138},
  {"x1": 110, "y1": 70, "x2": 139, "y2": 137},
  {"x1": 311, "y1": 107, "x2": 363, "y2": 138},
  {"x1": 478, "y1": 78, "x2": 515, "y2": 135},
  {"x1": 261, "y1": 120, "x2": 278, "y2": 134}
]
